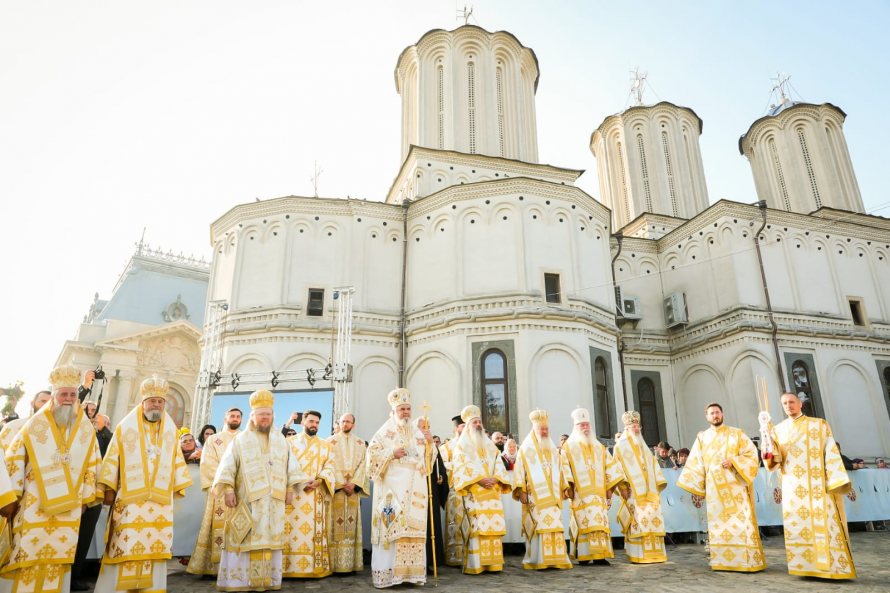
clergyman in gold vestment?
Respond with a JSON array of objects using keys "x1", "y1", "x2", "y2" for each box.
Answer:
[
  {"x1": 677, "y1": 402, "x2": 765, "y2": 572},
  {"x1": 765, "y1": 392, "x2": 855, "y2": 579},
  {"x1": 187, "y1": 406, "x2": 243, "y2": 576},
  {"x1": 326, "y1": 412, "x2": 369, "y2": 573}
]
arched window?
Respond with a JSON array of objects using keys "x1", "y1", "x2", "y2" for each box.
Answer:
[
  {"x1": 637, "y1": 377, "x2": 660, "y2": 445},
  {"x1": 481, "y1": 349, "x2": 509, "y2": 434},
  {"x1": 166, "y1": 386, "x2": 186, "y2": 428},
  {"x1": 594, "y1": 358, "x2": 614, "y2": 438},
  {"x1": 791, "y1": 360, "x2": 818, "y2": 417}
]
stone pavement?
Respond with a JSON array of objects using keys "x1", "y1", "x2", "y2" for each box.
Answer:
[{"x1": 163, "y1": 531, "x2": 889, "y2": 593}]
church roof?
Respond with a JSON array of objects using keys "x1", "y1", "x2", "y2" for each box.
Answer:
[
  {"x1": 737, "y1": 102, "x2": 847, "y2": 154},
  {"x1": 94, "y1": 246, "x2": 209, "y2": 327},
  {"x1": 591, "y1": 101, "x2": 704, "y2": 143},
  {"x1": 394, "y1": 24, "x2": 540, "y2": 91}
]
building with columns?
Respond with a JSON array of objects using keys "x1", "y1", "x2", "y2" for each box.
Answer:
[{"x1": 55, "y1": 244, "x2": 208, "y2": 428}]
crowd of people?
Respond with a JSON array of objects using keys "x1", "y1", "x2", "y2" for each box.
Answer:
[{"x1": 0, "y1": 365, "x2": 875, "y2": 593}]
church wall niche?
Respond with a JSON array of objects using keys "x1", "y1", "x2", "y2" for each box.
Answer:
[
  {"x1": 529, "y1": 344, "x2": 586, "y2": 438},
  {"x1": 677, "y1": 365, "x2": 725, "y2": 449},
  {"x1": 794, "y1": 237, "x2": 839, "y2": 315},
  {"x1": 832, "y1": 239, "x2": 881, "y2": 322},
  {"x1": 353, "y1": 357, "x2": 399, "y2": 439},
  {"x1": 826, "y1": 360, "x2": 886, "y2": 458},
  {"x1": 362, "y1": 225, "x2": 403, "y2": 314},
  {"x1": 235, "y1": 224, "x2": 284, "y2": 309},
  {"x1": 727, "y1": 349, "x2": 778, "y2": 437},
  {"x1": 459, "y1": 199, "x2": 521, "y2": 298},
  {"x1": 405, "y1": 350, "x2": 462, "y2": 438}
]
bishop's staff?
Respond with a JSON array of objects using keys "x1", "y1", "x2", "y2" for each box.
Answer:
[
  {"x1": 421, "y1": 401, "x2": 438, "y2": 585},
  {"x1": 755, "y1": 376, "x2": 775, "y2": 460}
]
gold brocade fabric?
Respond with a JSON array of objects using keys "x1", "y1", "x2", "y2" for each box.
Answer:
[
  {"x1": 677, "y1": 424, "x2": 765, "y2": 572},
  {"x1": 98, "y1": 411, "x2": 192, "y2": 573},
  {"x1": 560, "y1": 434, "x2": 625, "y2": 561},
  {"x1": 187, "y1": 430, "x2": 239, "y2": 575},
  {"x1": 213, "y1": 429, "x2": 306, "y2": 554},
  {"x1": 766, "y1": 415, "x2": 856, "y2": 579},
  {"x1": 451, "y1": 430, "x2": 511, "y2": 574},
  {"x1": 440, "y1": 439, "x2": 465, "y2": 566},
  {"x1": 513, "y1": 432, "x2": 572, "y2": 570},
  {"x1": 282, "y1": 433, "x2": 335, "y2": 578},
  {"x1": 326, "y1": 432, "x2": 368, "y2": 573},
  {"x1": 612, "y1": 432, "x2": 667, "y2": 564},
  {"x1": 1, "y1": 403, "x2": 100, "y2": 593}
]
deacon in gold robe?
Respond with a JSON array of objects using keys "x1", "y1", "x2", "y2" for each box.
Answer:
[
  {"x1": 439, "y1": 414, "x2": 466, "y2": 567},
  {"x1": 187, "y1": 406, "x2": 243, "y2": 576},
  {"x1": 283, "y1": 410, "x2": 336, "y2": 578},
  {"x1": 94, "y1": 376, "x2": 193, "y2": 593},
  {"x1": 560, "y1": 407, "x2": 625, "y2": 564},
  {"x1": 0, "y1": 365, "x2": 100, "y2": 593},
  {"x1": 450, "y1": 405, "x2": 511, "y2": 574},
  {"x1": 765, "y1": 392, "x2": 855, "y2": 579},
  {"x1": 213, "y1": 390, "x2": 308, "y2": 592},
  {"x1": 365, "y1": 388, "x2": 429, "y2": 588},
  {"x1": 677, "y1": 402, "x2": 765, "y2": 572},
  {"x1": 512, "y1": 409, "x2": 572, "y2": 570},
  {"x1": 326, "y1": 412, "x2": 369, "y2": 573},
  {"x1": 612, "y1": 410, "x2": 667, "y2": 564}
]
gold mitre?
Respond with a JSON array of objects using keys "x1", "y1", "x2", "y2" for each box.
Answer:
[
  {"x1": 460, "y1": 404, "x2": 481, "y2": 424},
  {"x1": 529, "y1": 409, "x2": 549, "y2": 427},
  {"x1": 49, "y1": 364, "x2": 81, "y2": 390},
  {"x1": 622, "y1": 410, "x2": 641, "y2": 427},
  {"x1": 387, "y1": 387, "x2": 411, "y2": 410},
  {"x1": 249, "y1": 389, "x2": 275, "y2": 410},
  {"x1": 140, "y1": 375, "x2": 169, "y2": 400},
  {"x1": 571, "y1": 407, "x2": 590, "y2": 425}
]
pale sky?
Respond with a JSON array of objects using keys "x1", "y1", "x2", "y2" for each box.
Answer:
[{"x1": 2, "y1": 1, "x2": 888, "y2": 407}]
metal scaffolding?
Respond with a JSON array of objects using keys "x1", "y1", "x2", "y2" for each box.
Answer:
[
  {"x1": 191, "y1": 300, "x2": 228, "y2": 428},
  {"x1": 332, "y1": 286, "x2": 355, "y2": 419}
]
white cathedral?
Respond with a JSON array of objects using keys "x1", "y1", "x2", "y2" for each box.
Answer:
[{"x1": 65, "y1": 24, "x2": 890, "y2": 458}]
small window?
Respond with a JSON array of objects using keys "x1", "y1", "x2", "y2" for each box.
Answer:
[
  {"x1": 307, "y1": 289, "x2": 324, "y2": 316},
  {"x1": 544, "y1": 273, "x2": 561, "y2": 303},
  {"x1": 848, "y1": 298, "x2": 866, "y2": 326}
]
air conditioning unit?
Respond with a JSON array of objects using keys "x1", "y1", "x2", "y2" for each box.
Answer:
[
  {"x1": 621, "y1": 296, "x2": 642, "y2": 320},
  {"x1": 664, "y1": 292, "x2": 688, "y2": 328},
  {"x1": 614, "y1": 286, "x2": 642, "y2": 320}
]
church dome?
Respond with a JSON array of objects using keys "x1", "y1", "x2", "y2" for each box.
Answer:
[{"x1": 394, "y1": 25, "x2": 540, "y2": 164}]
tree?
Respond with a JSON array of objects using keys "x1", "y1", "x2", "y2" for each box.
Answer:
[{"x1": 0, "y1": 381, "x2": 25, "y2": 419}]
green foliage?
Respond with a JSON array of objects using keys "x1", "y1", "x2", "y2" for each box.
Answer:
[{"x1": 0, "y1": 381, "x2": 25, "y2": 418}]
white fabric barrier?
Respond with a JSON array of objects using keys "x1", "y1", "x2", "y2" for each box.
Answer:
[{"x1": 89, "y1": 466, "x2": 890, "y2": 557}]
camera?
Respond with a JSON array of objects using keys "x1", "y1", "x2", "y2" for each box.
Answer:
[{"x1": 94, "y1": 366, "x2": 106, "y2": 381}]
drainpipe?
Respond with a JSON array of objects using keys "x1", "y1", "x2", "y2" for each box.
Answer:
[
  {"x1": 753, "y1": 201, "x2": 788, "y2": 391},
  {"x1": 398, "y1": 198, "x2": 410, "y2": 386},
  {"x1": 610, "y1": 231, "x2": 629, "y2": 412}
]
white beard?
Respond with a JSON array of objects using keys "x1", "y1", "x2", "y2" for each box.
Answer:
[
  {"x1": 571, "y1": 428, "x2": 598, "y2": 446},
  {"x1": 52, "y1": 404, "x2": 76, "y2": 429},
  {"x1": 395, "y1": 416, "x2": 410, "y2": 428},
  {"x1": 468, "y1": 426, "x2": 486, "y2": 449},
  {"x1": 144, "y1": 410, "x2": 162, "y2": 423}
]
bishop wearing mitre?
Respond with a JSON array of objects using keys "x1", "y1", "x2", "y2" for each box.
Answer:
[
  {"x1": 213, "y1": 389, "x2": 308, "y2": 591},
  {"x1": 0, "y1": 364, "x2": 100, "y2": 593},
  {"x1": 94, "y1": 376, "x2": 192, "y2": 592},
  {"x1": 560, "y1": 407, "x2": 626, "y2": 564},
  {"x1": 512, "y1": 409, "x2": 572, "y2": 570}
]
